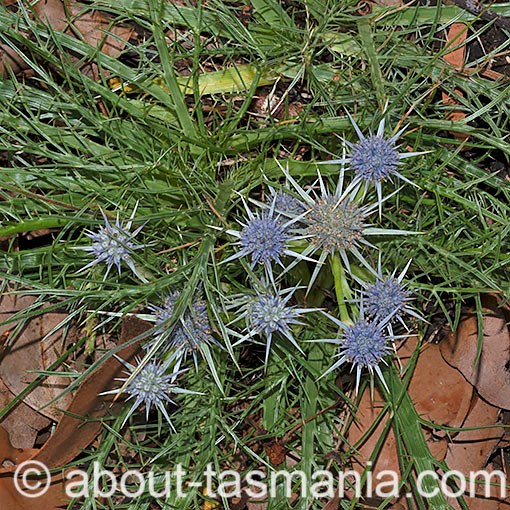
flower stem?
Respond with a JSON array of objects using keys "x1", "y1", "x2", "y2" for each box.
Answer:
[{"x1": 331, "y1": 253, "x2": 353, "y2": 324}]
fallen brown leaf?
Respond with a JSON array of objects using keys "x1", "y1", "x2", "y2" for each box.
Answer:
[
  {"x1": 0, "y1": 315, "x2": 151, "y2": 509},
  {"x1": 441, "y1": 23, "x2": 469, "y2": 142},
  {"x1": 1, "y1": 0, "x2": 133, "y2": 78},
  {"x1": 322, "y1": 492, "x2": 341, "y2": 509},
  {"x1": 440, "y1": 295, "x2": 510, "y2": 410},
  {"x1": 6, "y1": 315, "x2": 151, "y2": 472},
  {"x1": 0, "y1": 377, "x2": 51, "y2": 449},
  {"x1": 400, "y1": 337, "x2": 473, "y2": 434},
  {"x1": 0, "y1": 293, "x2": 73, "y2": 421},
  {"x1": 0, "y1": 425, "x2": 66, "y2": 510},
  {"x1": 444, "y1": 394, "x2": 505, "y2": 509},
  {"x1": 346, "y1": 335, "x2": 476, "y2": 503},
  {"x1": 445, "y1": 394, "x2": 502, "y2": 477}
]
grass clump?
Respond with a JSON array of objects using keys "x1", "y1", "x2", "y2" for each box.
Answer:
[{"x1": 0, "y1": 0, "x2": 509, "y2": 509}]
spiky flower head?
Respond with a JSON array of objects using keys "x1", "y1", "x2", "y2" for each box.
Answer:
[
  {"x1": 362, "y1": 258, "x2": 423, "y2": 333},
  {"x1": 365, "y1": 277, "x2": 409, "y2": 320},
  {"x1": 101, "y1": 357, "x2": 195, "y2": 429},
  {"x1": 277, "y1": 161, "x2": 403, "y2": 290},
  {"x1": 147, "y1": 291, "x2": 218, "y2": 368},
  {"x1": 319, "y1": 111, "x2": 429, "y2": 210},
  {"x1": 306, "y1": 193, "x2": 364, "y2": 254},
  {"x1": 76, "y1": 205, "x2": 147, "y2": 280},
  {"x1": 272, "y1": 190, "x2": 307, "y2": 216},
  {"x1": 240, "y1": 211, "x2": 288, "y2": 266},
  {"x1": 349, "y1": 134, "x2": 399, "y2": 182},
  {"x1": 276, "y1": 160, "x2": 416, "y2": 291},
  {"x1": 228, "y1": 284, "x2": 318, "y2": 368},
  {"x1": 221, "y1": 194, "x2": 314, "y2": 277},
  {"x1": 315, "y1": 309, "x2": 399, "y2": 392}
]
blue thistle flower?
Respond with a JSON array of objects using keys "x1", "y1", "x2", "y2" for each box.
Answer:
[
  {"x1": 319, "y1": 111, "x2": 430, "y2": 212},
  {"x1": 349, "y1": 134, "x2": 400, "y2": 182},
  {"x1": 278, "y1": 161, "x2": 413, "y2": 290},
  {"x1": 306, "y1": 193, "x2": 365, "y2": 254},
  {"x1": 228, "y1": 284, "x2": 318, "y2": 368},
  {"x1": 240, "y1": 211, "x2": 289, "y2": 266},
  {"x1": 101, "y1": 357, "x2": 196, "y2": 430},
  {"x1": 147, "y1": 291, "x2": 219, "y2": 369},
  {"x1": 272, "y1": 191, "x2": 306, "y2": 216},
  {"x1": 362, "y1": 258, "x2": 424, "y2": 334},
  {"x1": 221, "y1": 194, "x2": 315, "y2": 276},
  {"x1": 334, "y1": 318, "x2": 392, "y2": 391},
  {"x1": 365, "y1": 277, "x2": 408, "y2": 319},
  {"x1": 314, "y1": 308, "x2": 402, "y2": 392},
  {"x1": 76, "y1": 205, "x2": 147, "y2": 280}
]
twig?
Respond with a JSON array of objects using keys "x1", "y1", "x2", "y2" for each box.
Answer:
[{"x1": 450, "y1": 0, "x2": 510, "y2": 30}]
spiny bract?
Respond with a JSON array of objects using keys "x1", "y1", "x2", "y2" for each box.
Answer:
[
  {"x1": 315, "y1": 309, "x2": 400, "y2": 392},
  {"x1": 319, "y1": 111, "x2": 429, "y2": 212},
  {"x1": 340, "y1": 319, "x2": 392, "y2": 372},
  {"x1": 249, "y1": 291, "x2": 300, "y2": 339},
  {"x1": 360, "y1": 259, "x2": 423, "y2": 333}
]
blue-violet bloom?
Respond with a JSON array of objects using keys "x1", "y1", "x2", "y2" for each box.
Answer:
[
  {"x1": 221, "y1": 194, "x2": 314, "y2": 278},
  {"x1": 101, "y1": 357, "x2": 196, "y2": 430},
  {"x1": 77, "y1": 205, "x2": 147, "y2": 280},
  {"x1": 313, "y1": 307, "x2": 405, "y2": 392},
  {"x1": 362, "y1": 258, "x2": 424, "y2": 335},
  {"x1": 320, "y1": 111, "x2": 429, "y2": 212},
  {"x1": 228, "y1": 284, "x2": 318, "y2": 368},
  {"x1": 147, "y1": 291, "x2": 220, "y2": 371}
]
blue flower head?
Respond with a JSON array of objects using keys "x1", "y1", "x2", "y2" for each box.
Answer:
[
  {"x1": 306, "y1": 193, "x2": 365, "y2": 254},
  {"x1": 315, "y1": 307, "x2": 405, "y2": 392},
  {"x1": 362, "y1": 258, "x2": 423, "y2": 334},
  {"x1": 147, "y1": 291, "x2": 218, "y2": 368},
  {"x1": 365, "y1": 277, "x2": 409, "y2": 320},
  {"x1": 77, "y1": 205, "x2": 147, "y2": 280},
  {"x1": 349, "y1": 134, "x2": 399, "y2": 182},
  {"x1": 240, "y1": 211, "x2": 289, "y2": 266},
  {"x1": 101, "y1": 357, "x2": 195, "y2": 430},
  {"x1": 229, "y1": 284, "x2": 318, "y2": 368},
  {"x1": 222, "y1": 194, "x2": 314, "y2": 277},
  {"x1": 319, "y1": 110, "x2": 430, "y2": 213},
  {"x1": 279, "y1": 161, "x2": 406, "y2": 290},
  {"x1": 272, "y1": 190, "x2": 306, "y2": 216}
]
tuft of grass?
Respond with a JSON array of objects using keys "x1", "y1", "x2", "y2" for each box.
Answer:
[{"x1": 0, "y1": 0, "x2": 509, "y2": 509}]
